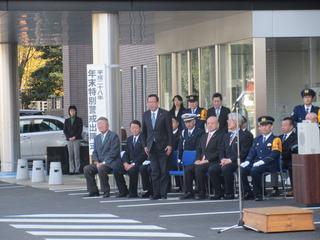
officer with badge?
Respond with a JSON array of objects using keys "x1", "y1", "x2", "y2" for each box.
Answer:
[
  {"x1": 183, "y1": 95, "x2": 207, "y2": 130},
  {"x1": 240, "y1": 116, "x2": 282, "y2": 201},
  {"x1": 292, "y1": 88, "x2": 319, "y2": 125},
  {"x1": 178, "y1": 113, "x2": 204, "y2": 199}
]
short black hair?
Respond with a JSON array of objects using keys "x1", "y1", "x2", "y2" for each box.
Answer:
[
  {"x1": 148, "y1": 94, "x2": 159, "y2": 102},
  {"x1": 212, "y1": 92, "x2": 223, "y2": 101},
  {"x1": 282, "y1": 117, "x2": 294, "y2": 126},
  {"x1": 68, "y1": 105, "x2": 77, "y2": 115},
  {"x1": 172, "y1": 116, "x2": 179, "y2": 123},
  {"x1": 130, "y1": 120, "x2": 141, "y2": 128}
]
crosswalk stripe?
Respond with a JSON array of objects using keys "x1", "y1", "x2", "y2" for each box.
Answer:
[
  {"x1": 27, "y1": 231, "x2": 194, "y2": 238},
  {"x1": 11, "y1": 224, "x2": 166, "y2": 230},
  {"x1": 100, "y1": 198, "x2": 151, "y2": 203},
  {"x1": 0, "y1": 218, "x2": 140, "y2": 223},
  {"x1": 0, "y1": 186, "x2": 25, "y2": 189},
  {"x1": 45, "y1": 238, "x2": 154, "y2": 240},
  {"x1": 7, "y1": 214, "x2": 118, "y2": 218},
  {"x1": 160, "y1": 210, "x2": 240, "y2": 218}
]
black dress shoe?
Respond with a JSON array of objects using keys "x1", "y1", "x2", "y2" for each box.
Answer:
[
  {"x1": 243, "y1": 192, "x2": 254, "y2": 200},
  {"x1": 116, "y1": 192, "x2": 128, "y2": 198},
  {"x1": 161, "y1": 195, "x2": 167, "y2": 200},
  {"x1": 103, "y1": 192, "x2": 110, "y2": 198},
  {"x1": 255, "y1": 195, "x2": 263, "y2": 201},
  {"x1": 224, "y1": 194, "x2": 235, "y2": 200},
  {"x1": 150, "y1": 195, "x2": 161, "y2": 200},
  {"x1": 210, "y1": 195, "x2": 223, "y2": 200},
  {"x1": 179, "y1": 193, "x2": 194, "y2": 200},
  {"x1": 141, "y1": 191, "x2": 152, "y2": 198},
  {"x1": 86, "y1": 192, "x2": 100, "y2": 197},
  {"x1": 128, "y1": 194, "x2": 138, "y2": 198},
  {"x1": 195, "y1": 194, "x2": 206, "y2": 200}
]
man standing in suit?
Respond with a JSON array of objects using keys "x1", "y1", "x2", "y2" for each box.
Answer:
[
  {"x1": 122, "y1": 120, "x2": 147, "y2": 198},
  {"x1": 183, "y1": 95, "x2": 207, "y2": 130},
  {"x1": 292, "y1": 88, "x2": 319, "y2": 125},
  {"x1": 280, "y1": 117, "x2": 297, "y2": 191},
  {"x1": 207, "y1": 92, "x2": 231, "y2": 132},
  {"x1": 83, "y1": 117, "x2": 127, "y2": 198},
  {"x1": 208, "y1": 113, "x2": 253, "y2": 200},
  {"x1": 179, "y1": 113, "x2": 204, "y2": 200},
  {"x1": 240, "y1": 116, "x2": 281, "y2": 201},
  {"x1": 194, "y1": 116, "x2": 224, "y2": 200},
  {"x1": 142, "y1": 94, "x2": 173, "y2": 200}
]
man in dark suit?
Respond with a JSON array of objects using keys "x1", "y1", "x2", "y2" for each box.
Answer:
[
  {"x1": 183, "y1": 95, "x2": 207, "y2": 130},
  {"x1": 207, "y1": 92, "x2": 231, "y2": 132},
  {"x1": 63, "y1": 105, "x2": 83, "y2": 175},
  {"x1": 291, "y1": 88, "x2": 319, "y2": 125},
  {"x1": 121, "y1": 120, "x2": 147, "y2": 198},
  {"x1": 280, "y1": 117, "x2": 297, "y2": 191},
  {"x1": 240, "y1": 116, "x2": 281, "y2": 201},
  {"x1": 172, "y1": 117, "x2": 181, "y2": 151},
  {"x1": 179, "y1": 113, "x2": 204, "y2": 199},
  {"x1": 208, "y1": 113, "x2": 253, "y2": 200},
  {"x1": 83, "y1": 117, "x2": 127, "y2": 198},
  {"x1": 142, "y1": 94, "x2": 173, "y2": 200},
  {"x1": 194, "y1": 116, "x2": 224, "y2": 200}
]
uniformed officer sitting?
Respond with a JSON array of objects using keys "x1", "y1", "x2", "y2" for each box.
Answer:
[
  {"x1": 292, "y1": 88, "x2": 319, "y2": 125},
  {"x1": 178, "y1": 113, "x2": 204, "y2": 200},
  {"x1": 183, "y1": 95, "x2": 207, "y2": 130},
  {"x1": 240, "y1": 116, "x2": 282, "y2": 201}
]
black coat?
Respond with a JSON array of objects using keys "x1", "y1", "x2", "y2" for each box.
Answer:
[
  {"x1": 207, "y1": 106, "x2": 231, "y2": 132},
  {"x1": 172, "y1": 129, "x2": 181, "y2": 151},
  {"x1": 63, "y1": 116, "x2": 83, "y2": 140},
  {"x1": 279, "y1": 132, "x2": 297, "y2": 162},
  {"x1": 123, "y1": 134, "x2": 147, "y2": 167}
]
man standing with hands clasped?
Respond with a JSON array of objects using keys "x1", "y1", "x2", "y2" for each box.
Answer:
[{"x1": 142, "y1": 94, "x2": 173, "y2": 200}]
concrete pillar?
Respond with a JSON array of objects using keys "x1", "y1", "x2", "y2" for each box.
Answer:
[
  {"x1": 92, "y1": 13, "x2": 120, "y2": 135},
  {"x1": 0, "y1": 43, "x2": 20, "y2": 172}
]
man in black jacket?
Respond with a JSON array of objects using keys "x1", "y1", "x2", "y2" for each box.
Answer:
[
  {"x1": 142, "y1": 94, "x2": 173, "y2": 200},
  {"x1": 207, "y1": 92, "x2": 231, "y2": 133},
  {"x1": 63, "y1": 105, "x2": 83, "y2": 175}
]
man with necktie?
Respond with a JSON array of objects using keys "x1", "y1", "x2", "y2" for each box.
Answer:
[
  {"x1": 207, "y1": 92, "x2": 231, "y2": 132},
  {"x1": 291, "y1": 88, "x2": 319, "y2": 125},
  {"x1": 183, "y1": 95, "x2": 207, "y2": 130},
  {"x1": 83, "y1": 117, "x2": 127, "y2": 198},
  {"x1": 240, "y1": 116, "x2": 282, "y2": 201},
  {"x1": 142, "y1": 94, "x2": 173, "y2": 200}
]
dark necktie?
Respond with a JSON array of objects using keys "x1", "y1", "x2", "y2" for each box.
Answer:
[
  {"x1": 151, "y1": 112, "x2": 156, "y2": 129},
  {"x1": 133, "y1": 136, "x2": 137, "y2": 146},
  {"x1": 282, "y1": 134, "x2": 287, "y2": 142}
]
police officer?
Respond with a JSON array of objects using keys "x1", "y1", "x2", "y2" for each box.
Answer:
[
  {"x1": 292, "y1": 88, "x2": 319, "y2": 125},
  {"x1": 240, "y1": 116, "x2": 282, "y2": 201},
  {"x1": 183, "y1": 95, "x2": 207, "y2": 130},
  {"x1": 178, "y1": 113, "x2": 204, "y2": 199}
]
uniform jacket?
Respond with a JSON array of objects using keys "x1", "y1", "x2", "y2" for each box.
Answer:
[
  {"x1": 292, "y1": 105, "x2": 319, "y2": 124},
  {"x1": 178, "y1": 127, "x2": 204, "y2": 159},
  {"x1": 183, "y1": 107, "x2": 206, "y2": 130}
]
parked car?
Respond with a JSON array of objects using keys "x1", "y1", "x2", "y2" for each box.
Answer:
[
  {"x1": 19, "y1": 109, "x2": 43, "y2": 116},
  {"x1": 20, "y1": 115, "x2": 88, "y2": 160}
]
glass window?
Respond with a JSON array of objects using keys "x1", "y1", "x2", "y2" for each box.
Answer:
[
  {"x1": 20, "y1": 119, "x2": 32, "y2": 133},
  {"x1": 200, "y1": 46, "x2": 216, "y2": 108},
  {"x1": 32, "y1": 118, "x2": 63, "y2": 132},
  {"x1": 131, "y1": 67, "x2": 137, "y2": 119},
  {"x1": 159, "y1": 54, "x2": 172, "y2": 110},
  {"x1": 190, "y1": 49, "x2": 199, "y2": 96},
  {"x1": 141, "y1": 65, "x2": 148, "y2": 111},
  {"x1": 177, "y1": 51, "x2": 188, "y2": 99}
]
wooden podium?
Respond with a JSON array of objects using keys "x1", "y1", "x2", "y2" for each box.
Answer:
[{"x1": 292, "y1": 154, "x2": 320, "y2": 206}]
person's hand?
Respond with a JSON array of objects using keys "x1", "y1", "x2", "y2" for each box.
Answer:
[
  {"x1": 96, "y1": 162, "x2": 104, "y2": 168},
  {"x1": 123, "y1": 162, "x2": 130, "y2": 171},
  {"x1": 142, "y1": 160, "x2": 150, "y2": 166},
  {"x1": 194, "y1": 160, "x2": 201, "y2": 165},
  {"x1": 220, "y1": 158, "x2": 232, "y2": 166},
  {"x1": 240, "y1": 161, "x2": 250, "y2": 168},
  {"x1": 165, "y1": 146, "x2": 172, "y2": 156},
  {"x1": 144, "y1": 147, "x2": 149, "y2": 157},
  {"x1": 253, "y1": 160, "x2": 265, "y2": 167}
]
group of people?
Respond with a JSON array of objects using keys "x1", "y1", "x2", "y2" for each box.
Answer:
[{"x1": 73, "y1": 87, "x2": 319, "y2": 201}]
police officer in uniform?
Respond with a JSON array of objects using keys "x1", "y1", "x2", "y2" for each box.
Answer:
[
  {"x1": 240, "y1": 116, "x2": 282, "y2": 201},
  {"x1": 183, "y1": 95, "x2": 207, "y2": 130},
  {"x1": 178, "y1": 113, "x2": 204, "y2": 199},
  {"x1": 292, "y1": 88, "x2": 319, "y2": 125}
]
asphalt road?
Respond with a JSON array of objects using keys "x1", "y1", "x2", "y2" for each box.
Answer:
[{"x1": 0, "y1": 181, "x2": 319, "y2": 240}]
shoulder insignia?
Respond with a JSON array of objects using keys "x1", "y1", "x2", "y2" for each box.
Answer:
[{"x1": 272, "y1": 137, "x2": 282, "y2": 152}]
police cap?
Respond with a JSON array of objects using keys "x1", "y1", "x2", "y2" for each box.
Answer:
[
  {"x1": 258, "y1": 115, "x2": 274, "y2": 125},
  {"x1": 301, "y1": 88, "x2": 316, "y2": 98}
]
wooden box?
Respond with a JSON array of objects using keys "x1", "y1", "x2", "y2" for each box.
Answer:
[{"x1": 243, "y1": 206, "x2": 315, "y2": 233}]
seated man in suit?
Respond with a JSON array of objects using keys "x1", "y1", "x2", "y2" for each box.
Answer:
[
  {"x1": 121, "y1": 120, "x2": 147, "y2": 198},
  {"x1": 83, "y1": 117, "x2": 128, "y2": 198},
  {"x1": 208, "y1": 113, "x2": 253, "y2": 200},
  {"x1": 179, "y1": 113, "x2": 205, "y2": 200},
  {"x1": 194, "y1": 116, "x2": 224, "y2": 200},
  {"x1": 240, "y1": 116, "x2": 281, "y2": 201},
  {"x1": 207, "y1": 92, "x2": 231, "y2": 133}
]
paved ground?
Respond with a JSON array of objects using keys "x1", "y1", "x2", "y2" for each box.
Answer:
[{"x1": 0, "y1": 174, "x2": 319, "y2": 240}]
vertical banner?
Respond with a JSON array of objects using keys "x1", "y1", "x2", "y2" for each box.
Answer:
[{"x1": 87, "y1": 64, "x2": 107, "y2": 154}]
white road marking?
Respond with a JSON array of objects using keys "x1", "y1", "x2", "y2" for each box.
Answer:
[
  {"x1": 100, "y1": 198, "x2": 153, "y2": 203},
  {"x1": 27, "y1": 231, "x2": 193, "y2": 238},
  {"x1": 118, "y1": 199, "x2": 237, "y2": 208},
  {"x1": 0, "y1": 185, "x2": 25, "y2": 189},
  {"x1": 82, "y1": 196, "x2": 103, "y2": 199},
  {"x1": 7, "y1": 214, "x2": 117, "y2": 218},
  {"x1": 0, "y1": 218, "x2": 140, "y2": 223},
  {"x1": 50, "y1": 187, "x2": 87, "y2": 192},
  {"x1": 45, "y1": 239, "x2": 154, "y2": 240},
  {"x1": 68, "y1": 192, "x2": 88, "y2": 196},
  {"x1": 160, "y1": 210, "x2": 240, "y2": 218},
  {"x1": 11, "y1": 224, "x2": 166, "y2": 230}
]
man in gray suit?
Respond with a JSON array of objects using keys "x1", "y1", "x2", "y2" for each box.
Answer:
[{"x1": 83, "y1": 117, "x2": 128, "y2": 198}]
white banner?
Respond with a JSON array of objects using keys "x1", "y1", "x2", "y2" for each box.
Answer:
[{"x1": 87, "y1": 64, "x2": 107, "y2": 154}]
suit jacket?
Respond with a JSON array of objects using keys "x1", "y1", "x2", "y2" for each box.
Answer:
[
  {"x1": 245, "y1": 133, "x2": 281, "y2": 171},
  {"x1": 196, "y1": 129, "x2": 224, "y2": 163},
  {"x1": 219, "y1": 130, "x2": 253, "y2": 164},
  {"x1": 123, "y1": 134, "x2": 147, "y2": 167},
  {"x1": 172, "y1": 129, "x2": 181, "y2": 151},
  {"x1": 280, "y1": 132, "x2": 297, "y2": 162},
  {"x1": 178, "y1": 127, "x2": 204, "y2": 159},
  {"x1": 292, "y1": 104, "x2": 319, "y2": 124},
  {"x1": 142, "y1": 108, "x2": 173, "y2": 151},
  {"x1": 183, "y1": 107, "x2": 206, "y2": 130},
  {"x1": 169, "y1": 107, "x2": 186, "y2": 130},
  {"x1": 63, "y1": 116, "x2": 83, "y2": 140},
  {"x1": 207, "y1": 106, "x2": 231, "y2": 132},
  {"x1": 92, "y1": 130, "x2": 121, "y2": 168}
]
